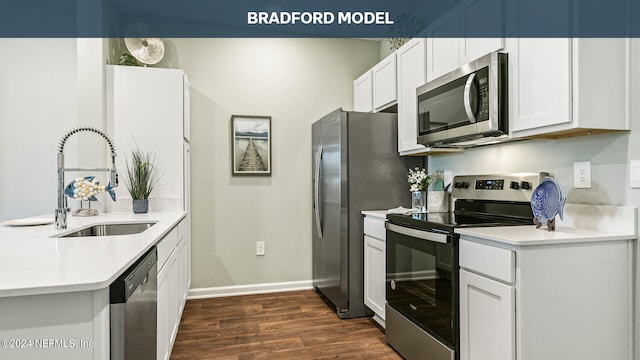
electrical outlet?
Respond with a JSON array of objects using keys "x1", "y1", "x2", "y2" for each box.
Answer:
[
  {"x1": 573, "y1": 161, "x2": 592, "y2": 189},
  {"x1": 256, "y1": 241, "x2": 266, "y2": 256}
]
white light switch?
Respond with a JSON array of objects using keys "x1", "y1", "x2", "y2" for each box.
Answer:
[{"x1": 630, "y1": 160, "x2": 640, "y2": 188}]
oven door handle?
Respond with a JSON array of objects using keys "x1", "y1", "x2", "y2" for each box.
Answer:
[{"x1": 385, "y1": 222, "x2": 449, "y2": 244}]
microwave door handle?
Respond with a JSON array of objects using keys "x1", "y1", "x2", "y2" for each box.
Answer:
[
  {"x1": 314, "y1": 145, "x2": 323, "y2": 239},
  {"x1": 463, "y1": 73, "x2": 477, "y2": 123}
]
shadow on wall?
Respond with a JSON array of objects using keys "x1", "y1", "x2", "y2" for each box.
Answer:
[{"x1": 189, "y1": 88, "x2": 233, "y2": 287}]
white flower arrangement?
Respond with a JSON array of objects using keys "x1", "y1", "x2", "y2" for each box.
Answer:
[{"x1": 407, "y1": 167, "x2": 433, "y2": 192}]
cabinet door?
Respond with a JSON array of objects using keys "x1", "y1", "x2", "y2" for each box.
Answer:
[
  {"x1": 459, "y1": 0, "x2": 504, "y2": 64},
  {"x1": 354, "y1": 71, "x2": 373, "y2": 112},
  {"x1": 372, "y1": 54, "x2": 397, "y2": 110},
  {"x1": 426, "y1": 9, "x2": 461, "y2": 81},
  {"x1": 510, "y1": 38, "x2": 571, "y2": 133},
  {"x1": 364, "y1": 235, "x2": 386, "y2": 321},
  {"x1": 167, "y1": 254, "x2": 180, "y2": 346},
  {"x1": 460, "y1": 269, "x2": 515, "y2": 360},
  {"x1": 397, "y1": 38, "x2": 428, "y2": 155},
  {"x1": 157, "y1": 262, "x2": 170, "y2": 360},
  {"x1": 183, "y1": 75, "x2": 191, "y2": 142}
]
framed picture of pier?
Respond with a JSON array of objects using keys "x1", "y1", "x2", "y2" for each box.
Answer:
[{"x1": 231, "y1": 115, "x2": 272, "y2": 176}]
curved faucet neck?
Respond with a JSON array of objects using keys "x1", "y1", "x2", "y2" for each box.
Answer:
[{"x1": 55, "y1": 127, "x2": 119, "y2": 230}]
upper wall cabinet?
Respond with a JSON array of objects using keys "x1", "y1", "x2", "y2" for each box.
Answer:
[
  {"x1": 397, "y1": 38, "x2": 428, "y2": 155},
  {"x1": 426, "y1": 0, "x2": 505, "y2": 81},
  {"x1": 372, "y1": 53, "x2": 398, "y2": 111},
  {"x1": 506, "y1": 0, "x2": 630, "y2": 138},
  {"x1": 353, "y1": 70, "x2": 373, "y2": 112}
]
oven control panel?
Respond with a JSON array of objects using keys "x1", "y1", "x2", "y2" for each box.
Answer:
[
  {"x1": 475, "y1": 179, "x2": 504, "y2": 190},
  {"x1": 451, "y1": 172, "x2": 550, "y2": 202}
]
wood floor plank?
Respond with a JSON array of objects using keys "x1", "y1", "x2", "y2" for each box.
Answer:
[{"x1": 170, "y1": 290, "x2": 402, "y2": 359}]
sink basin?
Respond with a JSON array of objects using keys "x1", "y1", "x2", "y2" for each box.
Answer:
[{"x1": 55, "y1": 222, "x2": 156, "y2": 238}]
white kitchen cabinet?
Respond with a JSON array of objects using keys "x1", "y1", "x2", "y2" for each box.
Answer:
[
  {"x1": 106, "y1": 65, "x2": 190, "y2": 212},
  {"x1": 508, "y1": 37, "x2": 629, "y2": 138},
  {"x1": 425, "y1": 5, "x2": 460, "y2": 81},
  {"x1": 362, "y1": 214, "x2": 387, "y2": 327},
  {"x1": 157, "y1": 217, "x2": 190, "y2": 360},
  {"x1": 353, "y1": 70, "x2": 373, "y2": 112},
  {"x1": 426, "y1": 0, "x2": 504, "y2": 81},
  {"x1": 397, "y1": 38, "x2": 428, "y2": 155},
  {"x1": 459, "y1": 236, "x2": 633, "y2": 360},
  {"x1": 458, "y1": 0, "x2": 505, "y2": 64},
  {"x1": 460, "y1": 269, "x2": 514, "y2": 360},
  {"x1": 157, "y1": 254, "x2": 171, "y2": 360},
  {"x1": 183, "y1": 76, "x2": 191, "y2": 142},
  {"x1": 372, "y1": 53, "x2": 397, "y2": 111}
]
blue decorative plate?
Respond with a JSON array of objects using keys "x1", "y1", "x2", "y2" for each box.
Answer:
[{"x1": 530, "y1": 177, "x2": 566, "y2": 230}]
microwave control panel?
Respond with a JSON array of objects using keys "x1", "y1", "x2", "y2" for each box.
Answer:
[{"x1": 476, "y1": 67, "x2": 490, "y2": 121}]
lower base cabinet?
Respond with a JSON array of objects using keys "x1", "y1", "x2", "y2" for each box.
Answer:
[
  {"x1": 460, "y1": 269, "x2": 514, "y2": 360},
  {"x1": 157, "y1": 217, "x2": 191, "y2": 360},
  {"x1": 362, "y1": 213, "x2": 387, "y2": 327},
  {"x1": 459, "y1": 237, "x2": 633, "y2": 360}
]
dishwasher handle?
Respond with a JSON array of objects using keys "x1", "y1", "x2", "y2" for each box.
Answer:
[{"x1": 110, "y1": 246, "x2": 157, "y2": 304}]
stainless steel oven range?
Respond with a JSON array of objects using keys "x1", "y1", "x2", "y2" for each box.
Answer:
[{"x1": 385, "y1": 172, "x2": 548, "y2": 360}]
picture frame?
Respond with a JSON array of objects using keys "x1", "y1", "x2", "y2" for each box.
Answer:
[{"x1": 231, "y1": 115, "x2": 272, "y2": 176}]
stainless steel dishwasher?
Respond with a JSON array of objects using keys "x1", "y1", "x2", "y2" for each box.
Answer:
[{"x1": 110, "y1": 246, "x2": 157, "y2": 360}]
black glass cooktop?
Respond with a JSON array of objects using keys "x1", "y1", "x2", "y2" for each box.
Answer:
[{"x1": 387, "y1": 200, "x2": 534, "y2": 233}]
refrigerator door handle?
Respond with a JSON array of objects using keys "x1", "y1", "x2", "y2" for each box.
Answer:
[{"x1": 314, "y1": 145, "x2": 323, "y2": 239}]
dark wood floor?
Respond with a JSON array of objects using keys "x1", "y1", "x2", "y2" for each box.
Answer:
[{"x1": 170, "y1": 290, "x2": 403, "y2": 359}]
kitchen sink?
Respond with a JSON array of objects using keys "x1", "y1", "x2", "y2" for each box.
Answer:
[{"x1": 55, "y1": 222, "x2": 156, "y2": 238}]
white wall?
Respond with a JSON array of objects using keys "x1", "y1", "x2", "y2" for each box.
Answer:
[
  {"x1": 0, "y1": 39, "x2": 120, "y2": 222},
  {"x1": 0, "y1": 39, "x2": 78, "y2": 221},
  {"x1": 429, "y1": 38, "x2": 640, "y2": 360},
  {"x1": 156, "y1": 38, "x2": 380, "y2": 289}
]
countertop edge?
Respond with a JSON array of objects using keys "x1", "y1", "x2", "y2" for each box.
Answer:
[
  {"x1": 361, "y1": 210, "x2": 389, "y2": 220},
  {"x1": 456, "y1": 226, "x2": 636, "y2": 247}
]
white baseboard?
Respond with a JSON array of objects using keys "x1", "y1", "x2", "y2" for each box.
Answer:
[{"x1": 187, "y1": 280, "x2": 314, "y2": 299}]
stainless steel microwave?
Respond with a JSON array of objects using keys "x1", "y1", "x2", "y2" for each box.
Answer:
[{"x1": 416, "y1": 51, "x2": 508, "y2": 148}]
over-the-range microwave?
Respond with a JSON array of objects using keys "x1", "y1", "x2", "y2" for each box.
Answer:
[{"x1": 416, "y1": 51, "x2": 508, "y2": 148}]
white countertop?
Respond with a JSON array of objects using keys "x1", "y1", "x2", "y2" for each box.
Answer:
[
  {"x1": 0, "y1": 211, "x2": 185, "y2": 298},
  {"x1": 361, "y1": 210, "x2": 389, "y2": 220},
  {"x1": 456, "y1": 204, "x2": 637, "y2": 247},
  {"x1": 456, "y1": 225, "x2": 635, "y2": 246}
]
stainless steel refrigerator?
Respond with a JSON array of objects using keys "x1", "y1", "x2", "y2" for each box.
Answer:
[{"x1": 312, "y1": 108, "x2": 416, "y2": 319}]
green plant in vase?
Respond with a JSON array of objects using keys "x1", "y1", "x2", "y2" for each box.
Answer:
[{"x1": 124, "y1": 147, "x2": 161, "y2": 213}]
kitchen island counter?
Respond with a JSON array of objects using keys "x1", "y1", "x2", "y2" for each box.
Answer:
[{"x1": 0, "y1": 211, "x2": 185, "y2": 297}]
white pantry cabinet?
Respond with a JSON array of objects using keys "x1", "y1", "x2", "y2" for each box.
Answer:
[
  {"x1": 105, "y1": 65, "x2": 190, "y2": 212},
  {"x1": 371, "y1": 53, "x2": 397, "y2": 111},
  {"x1": 353, "y1": 70, "x2": 373, "y2": 112},
  {"x1": 507, "y1": 37, "x2": 629, "y2": 138},
  {"x1": 362, "y1": 213, "x2": 387, "y2": 327},
  {"x1": 459, "y1": 237, "x2": 632, "y2": 360}
]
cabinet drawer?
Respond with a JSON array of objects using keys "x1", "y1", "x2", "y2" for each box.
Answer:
[
  {"x1": 460, "y1": 239, "x2": 514, "y2": 283},
  {"x1": 364, "y1": 217, "x2": 386, "y2": 240},
  {"x1": 157, "y1": 226, "x2": 179, "y2": 271}
]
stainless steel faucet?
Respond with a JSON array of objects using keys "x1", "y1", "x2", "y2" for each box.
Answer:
[{"x1": 55, "y1": 127, "x2": 118, "y2": 229}]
